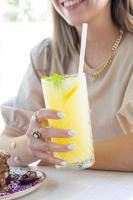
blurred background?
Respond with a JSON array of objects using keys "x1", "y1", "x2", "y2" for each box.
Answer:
[{"x1": 0, "y1": 0, "x2": 53, "y2": 130}]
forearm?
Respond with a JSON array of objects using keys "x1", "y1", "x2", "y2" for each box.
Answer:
[
  {"x1": 92, "y1": 133, "x2": 133, "y2": 171},
  {"x1": 0, "y1": 129, "x2": 38, "y2": 166}
]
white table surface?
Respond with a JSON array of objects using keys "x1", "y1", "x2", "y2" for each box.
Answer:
[{"x1": 20, "y1": 166, "x2": 133, "y2": 200}]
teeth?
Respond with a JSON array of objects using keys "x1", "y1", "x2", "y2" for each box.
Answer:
[{"x1": 63, "y1": 0, "x2": 82, "y2": 8}]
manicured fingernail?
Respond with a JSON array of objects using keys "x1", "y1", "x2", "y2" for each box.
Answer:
[
  {"x1": 68, "y1": 130, "x2": 76, "y2": 137},
  {"x1": 60, "y1": 161, "x2": 66, "y2": 166},
  {"x1": 67, "y1": 144, "x2": 76, "y2": 150},
  {"x1": 57, "y1": 112, "x2": 65, "y2": 118}
]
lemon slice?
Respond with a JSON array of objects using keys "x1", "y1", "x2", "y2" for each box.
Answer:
[{"x1": 64, "y1": 83, "x2": 80, "y2": 100}]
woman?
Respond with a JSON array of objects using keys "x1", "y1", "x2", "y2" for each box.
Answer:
[{"x1": 0, "y1": 0, "x2": 133, "y2": 171}]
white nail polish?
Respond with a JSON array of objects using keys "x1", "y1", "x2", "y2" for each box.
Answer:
[
  {"x1": 11, "y1": 141, "x2": 16, "y2": 149},
  {"x1": 67, "y1": 144, "x2": 76, "y2": 150},
  {"x1": 57, "y1": 112, "x2": 65, "y2": 118},
  {"x1": 60, "y1": 161, "x2": 66, "y2": 166},
  {"x1": 68, "y1": 130, "x2": 76, "y2": 137},
  {"x1": 14, "y1": 156, "x2": 22, "y2": 164}
]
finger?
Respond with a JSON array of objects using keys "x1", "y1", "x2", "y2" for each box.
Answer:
[
  {"x1": 45, "y1": 141, "x2": 75, "y2": 152},
  {"x1": 39, "y1": 127, "x2": 76, "y2": 138},
  {"x1": 33, "y1": 150, "x2": 65, "y2": 166},
  {"x1": 31, "y1": 108, "x2": 65, "y2": 123},
  {"x1": 28, "y1": 108, "x2": 65, "y2": 132},
  {"x1": 30, "y1": 139, "x2": 75, "y2": 153}
]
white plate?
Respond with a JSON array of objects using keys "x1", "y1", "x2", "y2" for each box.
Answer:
[{"x1": 0, "y1": 167, "x2": 46, "y2": 200}]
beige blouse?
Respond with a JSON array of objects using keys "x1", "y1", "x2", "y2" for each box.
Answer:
[{"x1": 1, "y1": 33, "x2": 133, "y2": 143}]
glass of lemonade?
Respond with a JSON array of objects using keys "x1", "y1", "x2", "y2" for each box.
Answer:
[{"x1": 41, "y1": 73, "x2": 95, "y2": 169}]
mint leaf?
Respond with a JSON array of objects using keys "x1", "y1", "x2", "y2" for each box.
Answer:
[{"x1": 42, "y1": 73, "x2": 64, "y2": 83}]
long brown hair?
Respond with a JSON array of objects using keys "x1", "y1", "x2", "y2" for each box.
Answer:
[
  {"x1": 111, "y1": 0, "x2": 133, "y2": 32},
  {"x1": 50, "y1": 0, "x2": 133, "y2": 74}
]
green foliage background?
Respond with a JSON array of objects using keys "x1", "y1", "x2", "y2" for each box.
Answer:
[{"x1": 3, "y1": 0, "x2": 48, "y2": 22}]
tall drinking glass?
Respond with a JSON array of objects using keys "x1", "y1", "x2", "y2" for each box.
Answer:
[{"x1": 41, "y1": 73, "x2": 95, "y2": 169}]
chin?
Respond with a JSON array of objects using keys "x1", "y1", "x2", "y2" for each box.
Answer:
[{"x1": 65, "y1": 17, "x2": 88, "y2": 27}]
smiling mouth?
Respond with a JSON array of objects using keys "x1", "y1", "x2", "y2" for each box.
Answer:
[{"x1": 62, "y1": 0, "x2": 84, "y2": 8}]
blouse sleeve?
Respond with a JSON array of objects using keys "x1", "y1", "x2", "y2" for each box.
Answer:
[
  {"x1": 116, "y1": 72, "x2": 133, "y2": 134},
  {"x1": 0, "y1": 39, "x2": 51, "y2": 135}
]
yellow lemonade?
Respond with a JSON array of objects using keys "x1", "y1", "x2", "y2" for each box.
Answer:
[{"x1": 41, "y1": 73, "x2": 94, "y2": 169}]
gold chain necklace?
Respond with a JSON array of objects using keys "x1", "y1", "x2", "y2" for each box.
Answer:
[{"x1": 84, "y1": 30, "x2": 124, "y2": 80}]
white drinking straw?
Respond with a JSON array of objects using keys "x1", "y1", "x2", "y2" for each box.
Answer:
[{"x1": 78, "y1": 23, "x2": 88, "y2": 75}]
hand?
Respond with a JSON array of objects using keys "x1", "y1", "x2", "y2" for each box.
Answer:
[{"x1": 26, "y1": 108, "x2": 76, "y2": 166}]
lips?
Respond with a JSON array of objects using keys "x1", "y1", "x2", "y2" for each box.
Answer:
[{"x1": 61, "y1": 0, "x2": 83, "y2": 8}]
